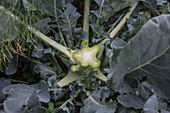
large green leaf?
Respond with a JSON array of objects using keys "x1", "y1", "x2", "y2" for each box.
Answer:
[
  {"x1": 2, "y1": 81, "x2": 50, "y2": 113},
  {"x1": 110, "y1": 15, "x2": 170, "y2": 98}
]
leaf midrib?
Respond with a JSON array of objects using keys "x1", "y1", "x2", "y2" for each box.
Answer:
[{"x1": 128, "y1": 46, "x2": 170, "y2": 74}]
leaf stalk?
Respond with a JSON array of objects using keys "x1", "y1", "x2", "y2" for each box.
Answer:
[
  {"x1": 110, "y1": 1, "x2": 139, "y2": 38},
  {"x1": 82, "y1": 0, "x2": 90, "y2": 46}
]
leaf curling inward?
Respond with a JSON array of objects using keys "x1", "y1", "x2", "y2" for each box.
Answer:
[{"x1": 110, "y1": 14, "x2": 170, "y2": 99}]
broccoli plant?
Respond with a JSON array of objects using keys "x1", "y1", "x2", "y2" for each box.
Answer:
[{"x1": 0, "y1": 0, "x2": 170, "y2": 113}]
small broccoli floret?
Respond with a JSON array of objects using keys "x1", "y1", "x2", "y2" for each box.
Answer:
[{"x1": 70, "y1": 65, "x2": 79, "y2": 72}]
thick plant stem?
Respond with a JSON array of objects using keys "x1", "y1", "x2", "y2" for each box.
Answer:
[
  {"x1": 98, "y1": 38, "x2": 110, "y2": 58},
  {"x1": 82, "y1": 0, "x2": 90, "y2": 46},
  {"x1": 27, "y1": 25, "x2": 72, "y2": 58},
  {"x1": 56, "y1": 71, "x2": 76, "y2": 87},
  {"x1": 83, "y1": 0, "x2": 90, "y2": 34},
  {"x1": 0, "y1": 5, "x2": 72, "y2": 59},
  {"x1": 96, "y1": 70, "x2": 108, "y2": 82},
  {"x1": 107, "y1": 14, "x2": 124, "y2": 33},
  {"x1": 110, "y1": 1, "x2": 139, "y2": 38}
]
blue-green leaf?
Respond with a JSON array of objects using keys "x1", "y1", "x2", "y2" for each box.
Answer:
[
  {"x1": 111, "y1": 15, "x2": 170, "y2": 98},
  {"x1": 117, "y1": 94, "x2": 145, "y2": 109},
  {"x1": 0, "y1": 79, "x2": 11, "y2": 103},
  {"x1": 143, "y1": 94, "x2": 159, "y2": 113},
  {"x1": 2, "y1": 81, "x2": 50, "y2": 113},
  {"x1": 80, "y1": 88, "x2": 116, "y2": 113}
]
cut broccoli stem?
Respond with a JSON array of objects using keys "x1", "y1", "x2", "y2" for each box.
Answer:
[{"x1": 72, "y1": 45, "x2": 101, "y2": 70}]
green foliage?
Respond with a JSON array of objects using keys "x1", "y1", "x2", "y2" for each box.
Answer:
[
  {"x1": 111, "y1": 15, "x2": 170, "y2": 98},
  {"x1": 2, "y1": 81, "x2": 50, "y2": 113},
  {"x1": 80, "y1": 88, "x2": 116, "y2": 113},
  {"x1": 117, "y1": 94, "x2": 145, "y2": 109},
  {"x1": 0, "y1": 0, "x2": 170, "y2": 113}
]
